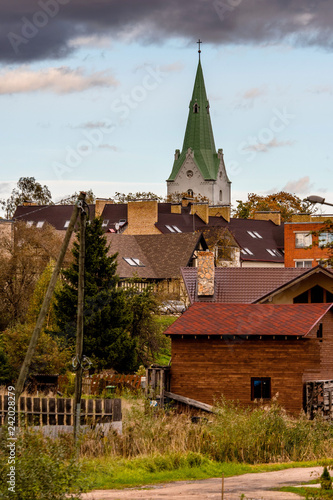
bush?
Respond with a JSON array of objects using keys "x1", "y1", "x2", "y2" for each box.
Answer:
[
  {"x1": 0, "y1": 428, "x2": 82, "y2": 500},
  {"x1": 320, "y1": 466, "x2": 332, "y2": 490}
]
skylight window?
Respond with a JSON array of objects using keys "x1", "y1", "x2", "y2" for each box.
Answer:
[
  {"x1": 36, "y1": 221, "x2": 44, "y2": 228},
  {"x1": 64, "y1": 220, "x2": 70, "y2": 228},
  {"x1": 26, "y1": 221, "x2": 34, "y2": 227},
  {"x1": 123, "y1": 257, "x2": 145, "y2": 267},
  {"x1": 253, "y1": 231, "x2": 262, "y2": 238},
  {"x1": 266, "y1": 249, "x2": 282, "y2": 257},
  {"x1": 173, "y1": 226, "x2": 182, "y2": 233},
  {"x1": 102, "y1": 220, "x2": 109, "y2": 227},
  {"x1": 165, "y1": 225, "x2": 175, "y2": 232},
  {"x1": 241, "y1": 248, "x2": 254, "y2": 255},
  {"x1": 247, "y1": 231, "x2": 256, "y2": 238}
]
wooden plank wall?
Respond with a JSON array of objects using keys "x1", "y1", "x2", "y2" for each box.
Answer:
[{"x1": 0, "y1": 396, "x2": 121, "y2": 426}]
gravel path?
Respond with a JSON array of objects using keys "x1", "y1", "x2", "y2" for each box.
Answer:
[{"x1": 82, "y1": 466, "x2": 323, "y2": 500}]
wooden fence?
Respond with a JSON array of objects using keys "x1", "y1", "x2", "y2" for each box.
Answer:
[
  {"x1": 88, "y1": 374, "x2": 142, "y2": 395},
  {"x1": 0, "y1": 395, "x2": 121, "y2": 426}
]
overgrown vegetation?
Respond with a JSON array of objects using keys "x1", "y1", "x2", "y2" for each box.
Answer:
[
  {"x1": 80, "y1": 399, "x2": 333, "y2": 464},
  {"x1": 0, "y1": 428, "x2": 82, "y2": 499}
]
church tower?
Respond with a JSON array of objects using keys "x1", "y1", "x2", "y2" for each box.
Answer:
[{"x1": 167, "y1": 46, "x2": 231, "y2": 206}]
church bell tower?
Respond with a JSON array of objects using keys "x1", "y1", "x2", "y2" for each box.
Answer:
[{"x1": 167, "y1": 42, "x2": 231, "y2": 206}]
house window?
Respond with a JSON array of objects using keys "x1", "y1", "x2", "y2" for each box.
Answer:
[
  {"x1": 295, "y1": 232, "x2": 312, "y2": 248},
  {"x1": 293, "y1": 285, "x2": 333, "y2": 303},
  {"x1": 26, "y1": 221, "x2": 34, "y2": 227},
  {"x1": 123, "y1": 257, "x2": 145, "y2": 267},
  {"x1": 295, "y1": 260, "x2": 312, "y2": 268},
  {"x1": 219, "y1": 190, "x2": 222, "y2": 201},
  {"x1": 64, "y1": 220, "x2": 70, "y2": 228},
  {"x1": 187, "y1": 189, "x2": 193, "y2": 197},
  {"x1": 251, "y1": 378, "x2": 271, "y2": 400},
  {"x1": 319, "y1": 232, "x2": 333, "y2": 247},
  {"x1": 36, "y1": 221, "x2": 44, "y2": 228},
  {"x1": 102, "y1": 219, "x2": 109, "y2": 227}
]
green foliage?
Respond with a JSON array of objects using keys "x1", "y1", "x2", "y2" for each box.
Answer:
[
  {"x1": 25, "y1": 260, "x2": 60, "y2": 330},
  {"x1": 0, "y1": 340, "x2": 13, "y2": 385},
  {"x1": 0, "y1": 428, "x2": 82, "y2": 499},
  {"x1": 1, "y1": 324, "x2": 71, "y2": 380},
  {"x1": 233, "y1": 191, "x2": 314, "y2": 222},
  {"x1": 320, "y1": 466, "x2": 332, "y2": 490},
  {"x1": 54, "y1": 218, "x2": 151, "y2": 372},
  {"x1": 57, "y1": 190, "x2": 95, "y2": 205},
  {"x1": 0, "y1": 177, "x2": 52, "y2": 219}
]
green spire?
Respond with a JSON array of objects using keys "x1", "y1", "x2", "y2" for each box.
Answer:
[{"x1": 168, "y1": 59, "x2": 220, "y2": 181}]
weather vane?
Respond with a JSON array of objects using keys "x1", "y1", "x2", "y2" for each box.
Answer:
[{"x1": 197, "y1": 39, "x2": 202, "y2": 59}]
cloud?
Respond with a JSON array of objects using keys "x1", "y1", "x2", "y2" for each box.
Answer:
[
  {"x1": 0, "y1": 66, "x2": 118, "y2": 94},
  {"x1": 2, "y1": 1, "x2": 333, "y2": 62},
  {"x1": 243, "y1": 138, "x2": 295, "y2": 153},
  {"x1": 282, "y1": 176, "x2": 314, "y2": 194},
  {"x1": 235, "y1": 86, "x2": 266, "y2": 108}
]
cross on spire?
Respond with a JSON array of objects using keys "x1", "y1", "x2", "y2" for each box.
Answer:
[{"x1": 197, "y1": 39, "x2": 202, "y2": 59}]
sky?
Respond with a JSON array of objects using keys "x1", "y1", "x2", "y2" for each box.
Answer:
[{"x1": 1, "y1": 0, "x2": 333, "y2": 215}]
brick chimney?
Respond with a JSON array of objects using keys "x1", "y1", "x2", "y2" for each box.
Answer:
[
  {"x1": 253, "y1": 211, "x2": 281, "y2": 226},
  {"x1": 95, "y1": 198, "x2": 114, "y2": 218},
  {"x1": 191, "y1": 203, "x2": 209, "y2": 224},
  {"x1": 209, "y1": 205, "x2": 230, "y2": 223},
  {"x1": 125, "y1": 200, "x2": 160, "y2": 235},
  {"x1": 197, "y1": 251, "x2": 215, "y2": 296}
]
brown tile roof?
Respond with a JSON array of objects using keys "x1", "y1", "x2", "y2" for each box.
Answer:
[
  {"x1": 181, "y1": 267, "x2": 307, "y2": 304},
  {"x1": 106, "y1": 233, "x2": 207, "y2": 280},
  {"x1": 13, "y1": 204, "x2": 95, "y2": 230},
  {"x1": 165, "y1": 302, "x2": 333, "y2": 337}
]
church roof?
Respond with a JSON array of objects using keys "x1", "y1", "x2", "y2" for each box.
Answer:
[{"x1": 168, "y1": 59, "x2": 220, "y2": 182}]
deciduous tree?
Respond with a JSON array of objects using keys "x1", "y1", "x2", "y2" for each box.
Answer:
[
  {"x1": 1, "y1": 177, "x2": 52, "y2": 219},
  {"x1": 233, "y1": 191, "x2": 314, "y2": 222}
]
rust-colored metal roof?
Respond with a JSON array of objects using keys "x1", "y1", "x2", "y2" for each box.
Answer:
[
  {"x1": 165, "y1": 302, "x2": 333, "y2": 337},
  {"x1": 181, "y1": 267, "x2": 308, "y2": 304}
]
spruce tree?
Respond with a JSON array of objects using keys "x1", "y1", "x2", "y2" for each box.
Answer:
[{"x1": 54, "y1": 218, "x2": 139, "y2": 372}]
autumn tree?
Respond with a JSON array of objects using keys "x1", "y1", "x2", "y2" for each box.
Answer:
[
  {"x1": 57, "y1": 189, "x2": 95, "y2": 205},
  {"x1": 233, "y1": 192, "x2": 315, "y2": 222},
  {"x1": 1, "y1": 177, "x2": 52, "y2": 219},
  {"x1": 165, "y1": 191, "x2": 209, "y2": 203},
  {"x1": 0, "y1": 221, "x2": 65, "y2": 329},
  {"x1": 113, "y1": 192, "x2": 163, "y2": 203}
]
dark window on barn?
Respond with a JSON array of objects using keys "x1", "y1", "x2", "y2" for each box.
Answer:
[
  {"x1": 251, "y1": 378, "x2": 271, "y2": 400},
  {"x1": 317, "y1": 323, "x2": 323, "y2": 338}
]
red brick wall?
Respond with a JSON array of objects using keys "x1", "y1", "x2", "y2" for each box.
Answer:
[{"x1": 284, "y1": 222, "x2": 331, "y2": 267}]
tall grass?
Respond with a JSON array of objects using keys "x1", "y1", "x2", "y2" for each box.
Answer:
[{"x1": 80, "y1": 399, "x2": 333, "y2": 464}]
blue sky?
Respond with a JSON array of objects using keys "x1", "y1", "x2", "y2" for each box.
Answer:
[{"x1": 1, "y1": 0, "x2": 333, "y2": 214}]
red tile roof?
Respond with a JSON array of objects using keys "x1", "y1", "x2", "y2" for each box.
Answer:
[
  {"x1": 165, "y1": 302, "x2": 333, "y2": 337},
  {"x1": 182, "y1": 267, "x2": 307, "y2": 304}
]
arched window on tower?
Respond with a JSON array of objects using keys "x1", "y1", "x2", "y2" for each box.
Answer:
[
  {"x1": 219, "y1": 190, "x2": 222, "y2": 202},
  {"x1": 193, "y1": 103, "x2": 199, "y2": 114},
  {"x1": 187, "y1": 189, "x2": 194, "y2": 198}
]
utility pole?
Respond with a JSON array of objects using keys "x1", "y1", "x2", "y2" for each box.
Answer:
[
  {"x1": 73, "y1": 192, "x2": 87, "y2": 445},
  {"x1": 14, "y1": 192, "x2": 85, "y2": 410}
]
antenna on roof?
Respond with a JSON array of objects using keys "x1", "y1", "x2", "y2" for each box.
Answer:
[{"x1": 197, "y1": 39, "x2": 202, "y2": 60}]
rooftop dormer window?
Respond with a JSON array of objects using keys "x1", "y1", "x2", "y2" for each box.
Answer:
[{"x1": 193, "y1": 102, "x2": 199, "y2": 114}]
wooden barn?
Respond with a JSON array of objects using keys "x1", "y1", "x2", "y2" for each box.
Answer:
[{"x1": 164, "y1": 302, "x2": 333, "y2": 415}]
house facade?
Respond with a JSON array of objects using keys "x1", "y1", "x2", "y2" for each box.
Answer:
[
  {"x1": 165, "y1": 302, "x2": 333, "y2": 414},
  {"x1": 284, "y1": 213, "x2": 333, "y2": 268}
]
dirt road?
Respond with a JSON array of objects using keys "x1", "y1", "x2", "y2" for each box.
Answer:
[{"x1": 82, "y1": 466, "x2": 323, "y2": 500}]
